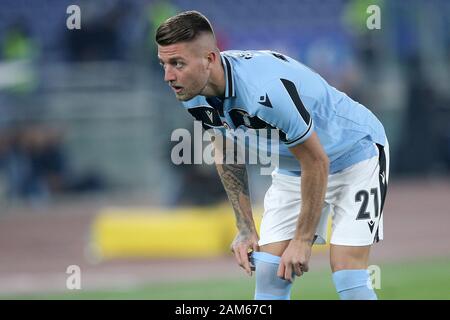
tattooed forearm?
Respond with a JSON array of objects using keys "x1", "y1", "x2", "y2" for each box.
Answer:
[
  {"x1": 216, "y1": 162, "x2": 256, "y2": 235},
  {"x1": 209, "y1": 131, "x2": 256, "y2": 235}
]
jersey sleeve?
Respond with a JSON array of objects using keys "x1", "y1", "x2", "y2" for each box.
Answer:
[{"x1": 254, "y1": 78, "x2": 314, "y2": 147}]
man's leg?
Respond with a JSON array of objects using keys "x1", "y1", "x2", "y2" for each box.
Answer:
[
  {"x1": 252, "y1": 240, "x2": 292, "y2": 300},
  {"x1": 328, "y1": 142, "x2": 389, "y2": 300},
  {"x1": 330, "y1": 244, "x2": 377, "y2": 300},
  {"x1": 254, "y1": 169, "x2": 329, "y2": 300}
]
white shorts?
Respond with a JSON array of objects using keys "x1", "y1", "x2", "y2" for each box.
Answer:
[{"x1": 259, "y1": 142, "x2": 390, "y2": 247}]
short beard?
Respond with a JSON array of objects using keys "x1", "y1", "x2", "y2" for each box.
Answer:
[{"x1": 176, "y1": 94, "x2": 190, "y2": 101}]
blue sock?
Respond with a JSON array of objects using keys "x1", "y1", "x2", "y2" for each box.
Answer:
[
  {"x1": 251, "y1": 252, "x2": 294, "y2": 300},
  {"x1": 332, "y1": 269, "x2": 377, "y2": 300}
]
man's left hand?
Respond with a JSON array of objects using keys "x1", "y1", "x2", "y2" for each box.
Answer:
[{"x1": 277, "y1": 239, "x2": 312, "y2": 282}]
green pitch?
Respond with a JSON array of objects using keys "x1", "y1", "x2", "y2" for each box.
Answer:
[{"x1": 4, "y1": 257, "x2": 450, "y2": 300}]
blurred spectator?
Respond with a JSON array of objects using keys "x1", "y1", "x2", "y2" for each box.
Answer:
[
  {"x1": 0, "y1": 125, "x2": 105, "y2": 207},
  {"x1": 145, "y1": 0, "x2": 179, "y2": 67},
  {"x1": 1, "y1": 19, "x2": 39, "y2": 61},
  {"x1": 396, "y1": 55, "x2": 443, "y2": 175},
  {"x1": 1, "y1": 19, "x2": 39, "y2": 93},
  {"x1": 65, "y1": 1, "x2": 132, "y2": 61}
]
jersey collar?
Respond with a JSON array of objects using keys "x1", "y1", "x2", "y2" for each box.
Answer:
[{"x1": 220, "y1": 54, "x2": 236, "y2": 98}]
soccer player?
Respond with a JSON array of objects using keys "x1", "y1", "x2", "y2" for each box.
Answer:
[{"x1": 156, "y1": 11, "x2": 389, "y2": 300}]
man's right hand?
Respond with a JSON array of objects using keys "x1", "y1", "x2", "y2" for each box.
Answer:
[{"x1": 231, "y1": 231, "x2": 259, "y2": 276}]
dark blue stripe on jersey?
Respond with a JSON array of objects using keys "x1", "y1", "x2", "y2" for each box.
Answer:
[
  {"x1": 280, "y1": 79, "x2": 311, "y2": 124},
  {"x1": 374, "y1": 143, "x2": 388, "y2": 243},
  {"x1": 285, "y1": 118, "x2": 312, "y2": 146},
  {"x1": 223, "y1": 56, "x2": 234, "y2": 98}
]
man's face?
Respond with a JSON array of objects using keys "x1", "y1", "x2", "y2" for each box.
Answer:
[{"x1": 158, "y1": 41, "x2": 210, "y2": 101}]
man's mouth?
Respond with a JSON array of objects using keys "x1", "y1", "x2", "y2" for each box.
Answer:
[{"x1": 171, "y1": 85, "x2": 183, "y2": 93}]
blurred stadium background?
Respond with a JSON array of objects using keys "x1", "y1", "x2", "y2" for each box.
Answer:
[{"x1": 0, "y1": 0, "x2": 449, "y2": 299}]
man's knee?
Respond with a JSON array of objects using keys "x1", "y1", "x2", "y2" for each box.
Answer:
[
  {"x1": 330, "y1": 245, "x2": 371, "y2": 273},
  {"x1": 331, "y1": 261, "x2": 367, "y2": 273}
]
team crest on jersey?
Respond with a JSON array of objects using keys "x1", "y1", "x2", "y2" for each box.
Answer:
[
  {"x1": 229, "y1": 109, "x2": 265, "y2": 129},
  {"x1": 232, "y1": 109, "x2": 254, "y2": 128},
  {"x1": 228, "y1": 108, "x2": 288, "y2": 142},
  {"x1": 241, "y1": 112, "x2": 251, "y2": 127}
]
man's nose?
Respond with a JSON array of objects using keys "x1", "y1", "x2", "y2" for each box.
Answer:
[{"x1": 164, "y1": 66, "x2": 176, "y2": 82}]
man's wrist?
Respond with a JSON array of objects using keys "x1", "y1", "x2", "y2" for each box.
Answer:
[
  {"x1": 292, "y1": 235, "x2": 315, "y2": 245},
  {"x1": 238, "y1": 225, "x2": 257, "y2": 236}
]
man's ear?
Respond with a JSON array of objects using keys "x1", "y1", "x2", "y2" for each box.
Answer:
[{"x1": 206, "y1": 51, "x2": 217, "y2": 69}]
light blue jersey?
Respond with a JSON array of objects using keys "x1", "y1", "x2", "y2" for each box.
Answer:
[{"x1": 182, "y1": 50, "x2": 386, "y2": 174}]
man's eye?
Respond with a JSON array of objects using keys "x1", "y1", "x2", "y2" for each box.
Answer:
[{"x1": 175, "y1": 62, "x2": 184, "y2": 69}]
